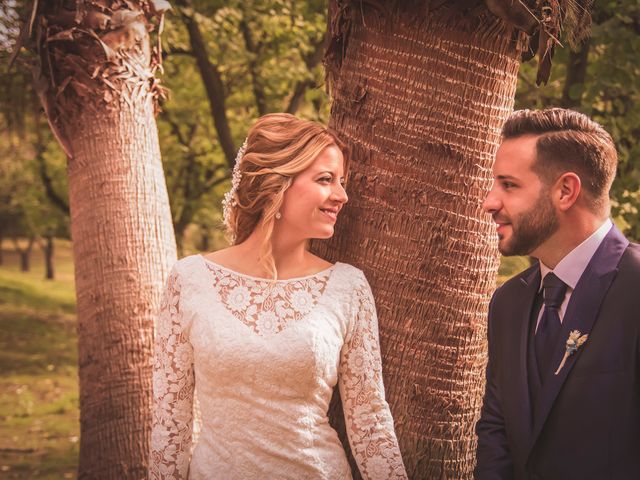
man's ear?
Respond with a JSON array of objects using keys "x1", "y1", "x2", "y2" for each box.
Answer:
[{"x1": 554, "y1": 172, "x2": 581, "y2": 211}]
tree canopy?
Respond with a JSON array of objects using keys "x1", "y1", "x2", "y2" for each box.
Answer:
[{"x1": 1, "y1": 0, "x2": 639, "y2": 247}]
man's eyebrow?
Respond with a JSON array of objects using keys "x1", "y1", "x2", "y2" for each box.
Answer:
[{"x1": 496, "y1": 174, "x2": 519, "y2": 181}]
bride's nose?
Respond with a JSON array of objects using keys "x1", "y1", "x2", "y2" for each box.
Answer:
[{"x1": 332, "y1": 183, "x2": 348, "y2": 204}]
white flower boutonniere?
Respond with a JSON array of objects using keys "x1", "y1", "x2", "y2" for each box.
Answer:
[{"x1": 554, "y1": 330, "x2": 589, "y2": 375}]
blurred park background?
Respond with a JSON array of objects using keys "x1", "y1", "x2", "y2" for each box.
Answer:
[{"x1": 1, "y1": 0, "x2": 638, "y2": 477}]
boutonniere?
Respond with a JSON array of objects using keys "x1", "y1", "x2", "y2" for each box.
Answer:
[{"x1": 554, "y1": 330, "x2": 589, "y2": 375}]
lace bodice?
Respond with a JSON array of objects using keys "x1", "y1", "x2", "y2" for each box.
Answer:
[
  {"x1": 149, "y1": 255, "x2": 407, "y2": 479},
  {"x1": 208, "y1": 262, "x2": 332, "y2": 336}
]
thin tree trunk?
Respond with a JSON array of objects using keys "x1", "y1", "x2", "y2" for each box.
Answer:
[
  {"x1": 199, "y1": 225, "x2": 211, "y2": 252},
  {"x1": 20, "y1": 253, "x2": 29, "y2": 271},
  {"x1": 13, "y1": 237, "x2": 35, "y2": 272},
  {"x1": 314, "y1": 6, "x2": 522, "y2": 479},
  {"x1": 19, "y1": 250, "x2": 30, "y2": 272},
  {"x1": 239, "y1": 17, "x2": 268, "y2": 116},
  {"x1": 27, "y1": 2, "x2": 176, "y2": 477},
  {"x1": 176, "y1": 0, "x2": 237, "y2": 167},
  {"x1": 34, "y1": 93, "x2": 70, "y2": 215},
  {"x1": 43, "y1": 234, "x2": 54, "y2": 280},
  {"x1": 561, "y1": 40, "x2": 590, "y2": 108},
  {"x1": 286, "y1": 31, "x2": 327, "y2": 114}
]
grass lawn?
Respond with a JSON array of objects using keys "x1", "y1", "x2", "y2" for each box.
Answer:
[{"x1": 0, "y1": 239, "x2": 78, "y2": 479}]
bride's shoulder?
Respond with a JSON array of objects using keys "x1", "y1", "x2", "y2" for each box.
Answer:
[
  {"x1": 171, "y1": 253, "x2": 207, "y2": 275},
  {"x1": 331, "y1": 262, "x2": 369, "y2": 289},
  {"x1": 175, "y1": 245, "x2": 238, "y2": 270}
]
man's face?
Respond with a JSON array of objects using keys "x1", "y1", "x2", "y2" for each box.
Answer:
[{"x1": 482, "y1": 135, "x2": 559, "y2": 257}]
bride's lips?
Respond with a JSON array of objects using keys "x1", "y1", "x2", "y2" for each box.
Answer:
[{"x1": 320, "y1": 207, "x2": 340, "y2": 222}]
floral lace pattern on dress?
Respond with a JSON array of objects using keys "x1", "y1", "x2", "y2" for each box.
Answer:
[
  {"x1": 205, "y1": 262, "x2": 332, "y2": 336},
  {"x1": 339, "y1": 280, "x2": 407, "y2": 480},
  {"x1": 149, "y1": 270, "x2": 195, "y2": 480},
  {"x1": 149, "y1": 259, "x2": 407, "y2": 480}
]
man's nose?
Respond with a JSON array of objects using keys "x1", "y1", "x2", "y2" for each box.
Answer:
[{"x1": 482, "y1": 186, "x2": 500, "y2": 214}]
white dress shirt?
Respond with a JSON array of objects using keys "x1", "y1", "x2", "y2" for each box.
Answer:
[{"x1": 536, "y1": 218, "x2": 613, "y2": 332}]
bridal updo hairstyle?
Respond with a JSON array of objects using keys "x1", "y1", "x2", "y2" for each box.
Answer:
[{"x1": 225, "y1": 113, "x2": 346, "y2": 278}]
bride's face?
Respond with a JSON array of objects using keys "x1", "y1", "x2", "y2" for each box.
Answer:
[{"x1": 278, "y1": 145, "x2": 348, "y2": 240}]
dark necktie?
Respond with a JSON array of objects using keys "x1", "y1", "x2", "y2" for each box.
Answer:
[{"x1": 535, "y1": 273, "x2": 567, "y2": 383}]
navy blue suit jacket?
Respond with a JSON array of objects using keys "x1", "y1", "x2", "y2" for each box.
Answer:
[{"x1": 475, "y1": 226, "x2": 640, "y2": 480}]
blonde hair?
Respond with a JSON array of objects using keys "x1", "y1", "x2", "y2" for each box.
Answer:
[{"x1": 226, "y1": 113, "x2": 346, "y2": 279}]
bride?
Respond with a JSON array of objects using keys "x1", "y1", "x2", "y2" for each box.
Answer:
[{"x1": 149, "y1": 113, "x2": 407, "y2": 479}]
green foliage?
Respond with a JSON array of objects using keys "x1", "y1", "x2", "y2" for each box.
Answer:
[
  {"x1": 497, "y1": 255, "x2": 532, "y2": 286},
  {"x1": 516, "y1": 2, "x2": 640, "y2": 240},
  {"x1": 0, "y1": 52, "x2": 70, "y2": 244},
  {"x1": 159, "y1": 0, "x2": 329, "y2": 251}
]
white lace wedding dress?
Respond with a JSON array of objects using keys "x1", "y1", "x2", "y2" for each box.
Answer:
[{"x1": 149, "y1": 255, "x2": 407, "y2": 479}]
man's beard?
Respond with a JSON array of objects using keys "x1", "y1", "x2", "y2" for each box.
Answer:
[{"x1": 498, "y1": 191, "x2": 559, "y2": 257}]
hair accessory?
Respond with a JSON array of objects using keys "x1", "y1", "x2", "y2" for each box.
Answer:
[{"x1": 222, "y1": 139, "x2": 248, "y2": 234}]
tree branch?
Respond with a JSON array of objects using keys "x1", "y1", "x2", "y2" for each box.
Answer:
[
  {"x1": 561, "y1": 39, "x2": 590, "y2": 108},
  {"x1": 34, "y1": 100, "x2": 70, "y2": 215},
  {"x1": 174, "y1": 0, "x2": 237, "y2": 168},
  {"x1": 239, "y1": 15, "x2": 267, "y2": 116},
  {"x1": 286, "y1": 30, "x2": 328, "y2": 114}
]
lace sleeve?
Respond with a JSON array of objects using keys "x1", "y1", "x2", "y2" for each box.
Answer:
[
  {"x1": 149, "y1": 267, "x2": 195, "y2": 479},
  {"x1": 338, "y1": 275, "x2": 408, "y2": 480}
]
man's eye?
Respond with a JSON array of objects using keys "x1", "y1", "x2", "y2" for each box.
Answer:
[{"x1": 503, "y1": 182, "x2": 515, "y2": 189}]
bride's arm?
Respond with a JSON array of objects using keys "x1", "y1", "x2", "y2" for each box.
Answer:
[
  {"x1": 338, "y1": 272, "x2": 408, "y2": 480},
  {"x1": 149, "y1": 266, "x2": 195, "y2": 479}
]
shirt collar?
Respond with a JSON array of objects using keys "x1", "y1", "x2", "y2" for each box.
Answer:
[{"x1": 539, "y1": 218, "x2": 613, "y2": 291}]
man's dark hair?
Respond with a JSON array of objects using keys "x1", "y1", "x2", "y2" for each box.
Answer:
[{"x1": 502, "y1": 108, "x2": 617, "y2": 215}]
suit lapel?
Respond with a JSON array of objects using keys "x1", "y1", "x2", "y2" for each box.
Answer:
[
  {"x1": 526, "y1": 226, "x2": 629, "y2": 459},
  {"x1": 514, "y1": 267, "x2": 540, "y2": 444}
]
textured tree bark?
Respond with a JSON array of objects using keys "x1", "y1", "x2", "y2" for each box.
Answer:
[
  {"x1": 26, "y1": 1, "x2": 176, "y2": 477},
  {"x1": 69, "y1": 95, "x2": 176, "y2": 478},
  {"x1": 314, "y1": 5, "x2": 523, "y2": 479}
]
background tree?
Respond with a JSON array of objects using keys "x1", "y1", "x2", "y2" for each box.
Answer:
[
  {"x1": 157, "y1": 0, "x2": 329, "y2": 252},
  {"x1": 516, "y1": 0, "x2": 640, "y2": 240},
  {"x1": 313, "y1": 1, "x2": 591, "y2": 478},
  {"x1": 0, "y1": 59, "x2": 69, "y2": 276},
  {"x1": 14, "y1": 1, "x2": 177, "y2": 477}
]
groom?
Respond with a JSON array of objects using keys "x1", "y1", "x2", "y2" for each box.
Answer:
[{"x1": 475, "y1": 108, "x2": 640, "y2": 479}]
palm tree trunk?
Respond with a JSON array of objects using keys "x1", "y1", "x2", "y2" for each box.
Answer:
[
  {"x1": 27, "y1": 1, "x2": 176, "y2": 477},
  {"x1": 314, "y1": 5, "x2": 523, "y2": 478},
  {"x1": 70, "y1": 94, "x2": 176, "y2": 478}
]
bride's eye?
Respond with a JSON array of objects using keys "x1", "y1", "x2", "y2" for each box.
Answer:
[{"x1": 318, "y1": 176, "x2": 332, "y2": 184}]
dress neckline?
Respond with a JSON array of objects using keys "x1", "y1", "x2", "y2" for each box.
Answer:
[{"x1": 199, "y1": 255, "x2": 339, "y2": 283}]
